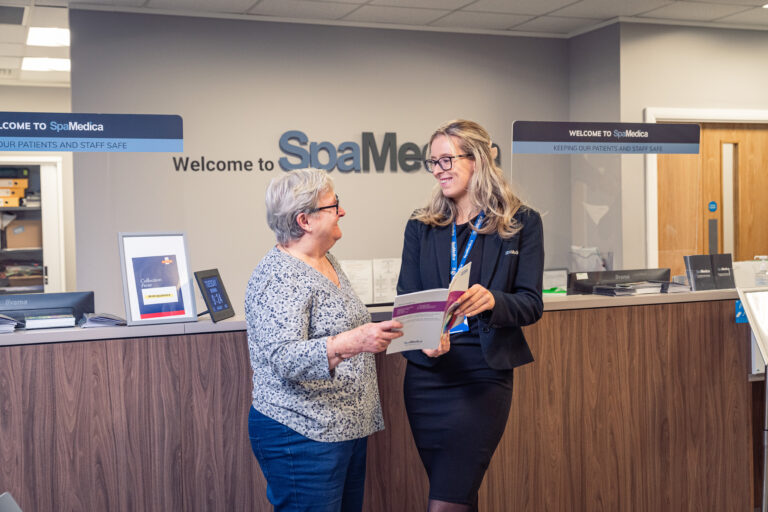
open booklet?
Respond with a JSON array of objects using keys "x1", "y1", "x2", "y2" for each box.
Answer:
[{"x1": 386, "y1": 263, "x2": 471, "y2": 354}]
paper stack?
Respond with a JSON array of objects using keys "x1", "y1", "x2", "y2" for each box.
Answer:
[
  {"x1": 79, "y1": 312, "x2": 126, "y2": 328},
  {"x1": 0, "y1": 313, "x2": 19, "y2": 333}
]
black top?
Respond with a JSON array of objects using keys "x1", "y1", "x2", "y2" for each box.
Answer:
[{"x1": 397, "y1": 207, "x2": 545, "y2": 370}]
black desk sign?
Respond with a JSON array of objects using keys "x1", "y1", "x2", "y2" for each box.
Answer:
[
  {"x1": 194, "y1": 269, "x2": 235, "y2": 323},
  {"x1": 512, "y1": 121, "x2": 700, "y2": 154}
]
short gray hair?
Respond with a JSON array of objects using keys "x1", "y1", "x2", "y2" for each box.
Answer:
[{"x1": 265, "y1": 169, "x2": 334, "y2": 244}]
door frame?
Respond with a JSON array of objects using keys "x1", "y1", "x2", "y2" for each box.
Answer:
[
  {"x1": 0, "y1": 154, "x2": 66, "y2": 291},
  {"x1": 643, "y1": 107, "x2": 768, "y2": 268}
]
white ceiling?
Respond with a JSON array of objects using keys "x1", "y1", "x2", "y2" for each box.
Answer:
[{"x1": 1, "y1": 0, "x2": 768, "y2": 86}]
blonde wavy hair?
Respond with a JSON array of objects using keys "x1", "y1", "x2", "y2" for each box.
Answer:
[{"x1": 413, "y1": 119, "x2": 524, "y2": 238}]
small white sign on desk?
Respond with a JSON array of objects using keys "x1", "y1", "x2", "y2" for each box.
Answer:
[
  {"x1": 339, "y1": 259, "x2": 373, "y2": 305},
  {"x1": 373, "y1": 258, "x2": 401, "y2": 304}
]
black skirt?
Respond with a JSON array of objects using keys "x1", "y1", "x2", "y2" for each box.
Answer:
[{"x1": 403, "y1": 344, "x2": 514, "y2": 505}]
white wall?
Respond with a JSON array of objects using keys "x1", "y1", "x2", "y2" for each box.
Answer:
[
  {"x1": 69, "y1": 10, "x2": 570, "y2": 316},
  {"x1": 619, "y1": 23, "x2": 768, "y2": 269},
  {"x1": 0, "y1": 85, "x2": 76, "y2": 290}
]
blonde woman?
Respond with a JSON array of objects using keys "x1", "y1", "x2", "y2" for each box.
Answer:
[{"x1": 397, "y1": 120, "x2": 544, "y2": 512}]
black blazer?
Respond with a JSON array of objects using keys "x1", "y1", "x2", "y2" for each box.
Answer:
[{"x1": 396, "y1": 207, "x2": 544, "y2": 370}]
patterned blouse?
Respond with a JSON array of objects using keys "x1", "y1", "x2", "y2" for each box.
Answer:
[{"x1": 245, "y1": 247, "x2": 384, "y2": 442}]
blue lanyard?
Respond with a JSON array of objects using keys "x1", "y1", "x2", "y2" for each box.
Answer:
[{"x1": 451, "y1": 212, "x2": 485, "y2": 279}]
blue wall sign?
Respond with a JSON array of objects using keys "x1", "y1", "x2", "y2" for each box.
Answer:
[
  {"x1": 0, "y1": 112, "x2": 183, "y2": 152},
  {"x1": 512, "y1": 121, "x2": 700, "y2": 154},
  {"x1": 708, "y1": 201, "x2": 717, "y2": 212}
]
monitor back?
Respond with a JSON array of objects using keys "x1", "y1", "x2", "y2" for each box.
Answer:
[
  {"x1": 568, "y1": 268, "x2": 671, "y2": 294},
  {"x1": 0, "y1": 291, "x2": 94, "y2": 323}
]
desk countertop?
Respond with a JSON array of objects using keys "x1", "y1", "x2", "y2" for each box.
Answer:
[
  {"x1": 0, "y1": 318, "x2": 247, "y2": 347},
  {"x1": 0, "y1": 289, "x2": 740, "y2": 348},
  {"x1": 367, "y1": 288, "x2": 739, "y2": 317}
]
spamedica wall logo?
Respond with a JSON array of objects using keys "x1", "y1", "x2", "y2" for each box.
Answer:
[{"x1": 171, "y1": 129, "x2": 502, "y2": 175}]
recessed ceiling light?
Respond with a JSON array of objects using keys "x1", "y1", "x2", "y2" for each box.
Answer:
[
  {"x1": 26, "y1": 27, "x2": 70, "y2": 47},
  {"x1": 21, "y1": 57, "x2": 70, "y2": 71}
]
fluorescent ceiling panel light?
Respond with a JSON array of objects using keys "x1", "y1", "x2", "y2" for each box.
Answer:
[
  {"x1": 26, "y1": 27, "x2": 70, "y2": 47},
  {"x1": 21, "y1": 57, "x2": 70, "y2": 71}
]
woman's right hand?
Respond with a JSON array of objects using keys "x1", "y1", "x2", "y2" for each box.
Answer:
[
  {"x1": 329, "y1": 320, "x2": 404, "y2": 359},
  {"x1": 422, "y1": 332, "x2": 450, "y2": 358}
]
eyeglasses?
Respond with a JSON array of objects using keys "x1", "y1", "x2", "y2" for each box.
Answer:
[
  {"x1": 423, "y1": 154, "x2": 473, "y2": 173},
  {"x1": 310, "y1": 195, "x2": 340, "y2": 215}
]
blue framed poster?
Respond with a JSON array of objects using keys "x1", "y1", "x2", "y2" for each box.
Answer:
[{"x1": 118, "y1": 232, "x2": 196, "y2": 325}]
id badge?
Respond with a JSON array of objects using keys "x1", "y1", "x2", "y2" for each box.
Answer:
[{"x1": 449, "y1": 316, "x2": 470, "y2": 334}]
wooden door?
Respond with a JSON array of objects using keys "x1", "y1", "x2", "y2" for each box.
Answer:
[{"x1": 658, "y1": 123, "x2": 768, "y2": 277}]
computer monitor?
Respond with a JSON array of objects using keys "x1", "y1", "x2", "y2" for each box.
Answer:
[
  {"x1": 0, "y1": 291, "x2": 95, "y2": 324},
  {"x1": 567, "y1": 268, "x2": 671, "y2": 294}
]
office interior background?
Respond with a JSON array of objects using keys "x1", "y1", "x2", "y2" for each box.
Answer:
[{"x1": 1, "y1": 2, "x2": 768, "y2": 512}]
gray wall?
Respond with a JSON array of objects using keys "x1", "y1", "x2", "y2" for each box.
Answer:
[{"x1": 69, "y1": 10, "x2": 570, "y2": 315}]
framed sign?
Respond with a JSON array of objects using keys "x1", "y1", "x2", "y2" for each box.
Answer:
[{"x1": 118, "y1": 232, "x2": 196, "y2": 325}]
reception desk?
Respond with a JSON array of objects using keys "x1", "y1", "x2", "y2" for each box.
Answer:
[{"x1": 0, "y1": 291, "x2": 756, "y2": 511}]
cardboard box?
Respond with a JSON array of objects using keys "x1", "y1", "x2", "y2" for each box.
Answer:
[
  {"x1": 7, "y1": 275, "x2": 44, "y2": 286},
  {"x1": 5, "y1": 219, "x2": 42, "y2": 249}
]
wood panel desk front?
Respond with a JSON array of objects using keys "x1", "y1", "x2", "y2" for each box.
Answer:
[{"x1": 0, "y1": 291, "x2": 754, "y2": 511}]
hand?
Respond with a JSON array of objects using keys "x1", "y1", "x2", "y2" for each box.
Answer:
[
  {"x1": 334, "y1": 320, "x2": 404, "y2": 356},
  {"x1": 454, "y1": 284, "x2": 495, "y2": 318},
  {"x1": 422, "y1": 332, "x2": 450, "y2": 358}
]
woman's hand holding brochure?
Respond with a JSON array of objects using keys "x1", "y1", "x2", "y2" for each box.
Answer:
[{"x1": 388, "y1": 263, "x2": 472, "y2": 354}]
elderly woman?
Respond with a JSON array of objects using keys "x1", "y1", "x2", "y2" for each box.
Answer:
[{"x1": 246, "y1": 168, "x2": 402, "y2": 512}]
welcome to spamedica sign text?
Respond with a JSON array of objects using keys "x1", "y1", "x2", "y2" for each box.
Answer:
[{"x1": 172, "y1": 130, "x2": 502, "y2": 174}]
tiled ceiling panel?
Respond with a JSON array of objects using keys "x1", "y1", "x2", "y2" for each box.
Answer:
[
  {"x1": 717, "y1": 6, "x2": 768, "y2": 24},
  {"x1": 249, "y1": 0, "x2": 360, "y2": 20},
  {"x1": 552, "y1": 0, "x2": 675, "y2": 19},
  {"x1": 0, "y1": 43, "x2": 23, "y2": 56},
  {"x1": 513, "y1": 15, "x2": 604, "y2": 34},
  {"x1": 0, "y1": 24, "x2": 26, "y2": 44},
  {"x1": 639, "y1": 1, "x2": 752, "y2": 22},
  {"x1": 467, "y1": 0, "x2": 578, "y2": 16},
  {"x1": 3, "y1": 0, "x2": 768, "y2": 87},
  {"x1": 370, "y1": 0, "x2": 471, "y2": 7},
  {"x1": 342, "y1": 5, "x2": 448, "y2": 24},
  {"x1": 148, "y1": 0, "x2": 258, "y2": 13},
  {"x1": 430, "y1": 11, "x2": 534, "y2": 31},
  {"x1": 27, "y1": 6, "x2": 69, "y2": 27}
]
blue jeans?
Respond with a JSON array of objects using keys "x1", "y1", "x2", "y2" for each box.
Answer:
[{"x1": 248, "y1": 406, "x2": 368, "y2": 512}]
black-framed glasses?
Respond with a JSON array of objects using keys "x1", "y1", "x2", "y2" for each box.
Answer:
[
  {"x1": 423, "y1": 154, "x2": 473, "y2": 173},
  {"x1": 310, "y1": 194, "x2": 340, "y2": 215}
]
